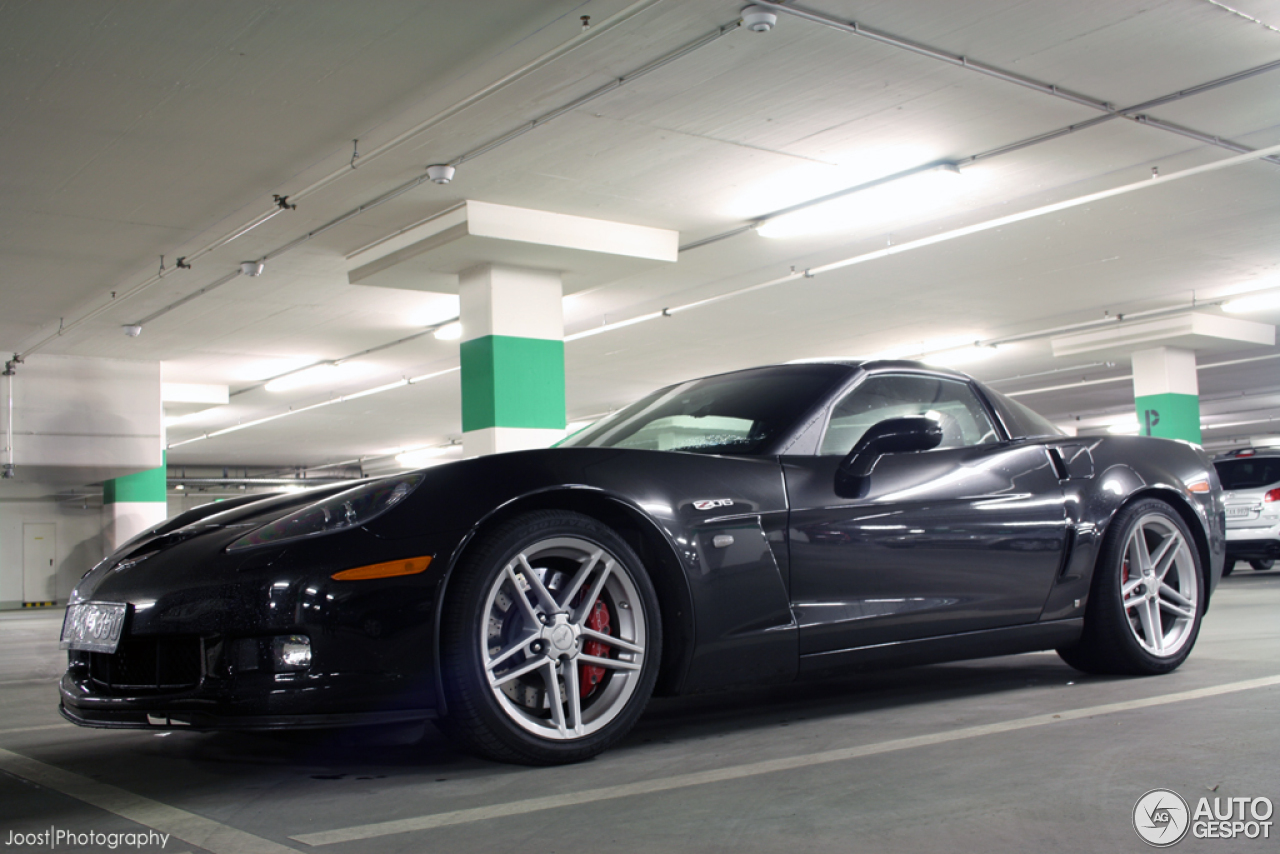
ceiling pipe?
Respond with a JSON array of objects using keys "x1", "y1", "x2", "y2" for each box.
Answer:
[
  {"x1": 445, "y1": 20, "x2": 740, "y2": 170},
  {"x1": 751, "y1": 1, "x2": 1280, "y2": 164},
  {"x1": 1, "y1": 362, "x2": 14, "y2": 479},
  {"x1": 1003, "y1": 353, "x2": 1280, "y2": 396},
  {"x1": 14, "y1": 0, "x2": 667, "y2": 361},
  {"x1": 21, "y1": 4, "x2": 744, "y2": 361},
  {"x1": 579, "y1": 140, "x2": 1280, "y2": 343},
  {"x1": 681, "y1": 57, "x2": 1280, "y2": 253}
]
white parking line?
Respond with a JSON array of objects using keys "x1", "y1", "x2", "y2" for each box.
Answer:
[
  {"x1": 293, "y1": 673, "x2": 1280, "y2": 846},
  {"x1": 0, "y1": 748, "x2": 301, "y2": 854}
]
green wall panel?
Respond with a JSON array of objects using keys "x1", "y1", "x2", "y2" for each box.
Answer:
[
  {"x1": 103, "y1": 453, "x2": 167, "y2": 504},
  {"x1": 461, "y1": 335, "x2": 565, "y2": 431},
  {"x1": 1135, "y1": 392, "x2": 1201, "y2": 444}
]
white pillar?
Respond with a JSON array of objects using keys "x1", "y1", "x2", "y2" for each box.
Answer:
[
  {"x1": 1131, "y1": 347, "x2": 1201, "y2": 443},
  {"x1": 459, "y1": 265, "x2": 566, "y2": 456}
]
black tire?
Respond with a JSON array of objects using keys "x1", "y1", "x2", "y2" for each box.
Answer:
[
  {"x1": 1249, "y1": 559, "x2": 1274, "y2": 571},
  {"x1": 436, "y1": 510, "x2": 661, "y2": 765},
  {"x1": 1058, "y1": 499, "x2": 1204, "y2": 676},
  {"x1": 1222, "y1": 560, "x2": 1236, "y2": 577}
]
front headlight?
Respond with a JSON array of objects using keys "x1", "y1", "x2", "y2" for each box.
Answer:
[{"x1": 227, "y1": 474, "x2": 424, "y2": 552}]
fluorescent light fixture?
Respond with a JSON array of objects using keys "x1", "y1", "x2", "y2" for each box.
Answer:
[
  {"x1": 922, "y1": 344, "x2": 999, "y2": 367},
  {"x1": 163, "y1": 407, "x2": 226, "y2": 428},
  {"x1": 756, "y1": 163, "x2": 963, "y2": 239},
  {"x1": 861, "y1": 334, "x2": 983, "y2": 362},
  {"x1": 1222, "y1": 290, "x2": 1280, "y2": 313},
  {"x1": 396, "y1": 446, "x2": 457, "y2": 468},
  {"x1": 264, "y1": 363, "x2": 351, "y2": 393},
  {"x1": 1107, "y1": 418, "x2": 1140, "y2": 435},
  {"x1": 236, "y1": 357, "x2": 319, "y2": 382},
  {"x1": 433, "y1": 322, "x2": 463, "y2": 341},
  {"x1": 166, "y1": 366, "x2": 461, "y2": 449}
]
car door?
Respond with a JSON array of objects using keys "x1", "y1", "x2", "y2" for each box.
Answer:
[{"x1": 782, "y1": 371, "x2": 1070, "y2": 655}]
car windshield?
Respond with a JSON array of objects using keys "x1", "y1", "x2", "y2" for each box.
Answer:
[
  {"x1": 561, "y1": 365, "x2": 847, "y2": 455},
  {"x1": 1214, "y1": 457, "x2": 1280, "y2": 490}
]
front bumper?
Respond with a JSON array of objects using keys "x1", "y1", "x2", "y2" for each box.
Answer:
[
  {"x1": 59, "y1": 696, "x2": 433, "y2": 731},
  {"x1": 58, "y1": 632, "x2": 439, "y2": 730},
  {"x1": 59, "y1": 524, "x2": 450, "y2": 732}
]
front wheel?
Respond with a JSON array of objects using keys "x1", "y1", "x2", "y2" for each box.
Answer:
[
  {"x1": 1249, "y1": 559, "x2": 1274, "y2": 571},
  {"x1": 1058, "y1": 499, "x2": 1204, "y2": 675},
  {"x1": 437, "y1": 511, "x2": 661, "y2": 765}
]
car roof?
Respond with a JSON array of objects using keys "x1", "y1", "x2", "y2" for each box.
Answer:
[{"x1": 1214, "y1": 447, "x2": 1280, "y2": 461}]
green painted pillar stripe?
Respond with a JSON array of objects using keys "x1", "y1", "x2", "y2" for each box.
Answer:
[
  {"x1": 104, "y1": 453, "x2": 167, "y2": 504},
  {"x1": 461, "y1": 335, "x2": 566, "y2": 432},
  {"x1": 1135, "y1": 392, "x2": 1201, "y2": 444}
]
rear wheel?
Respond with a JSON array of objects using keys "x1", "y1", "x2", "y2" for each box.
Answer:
[
  {"x1": 1249, "y1": 559, "x2": 1274, "y2": 571},
  {"x1": 437, "y1": 511, "x2": 660, "y2": 765},
  {"x1": 1058, "y1": 499, "x2": 1204, "y2": 675}
]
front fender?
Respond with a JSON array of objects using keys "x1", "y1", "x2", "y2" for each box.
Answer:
[{"x1": 367, "y1": 448, "x2": 799, "y2": 705}]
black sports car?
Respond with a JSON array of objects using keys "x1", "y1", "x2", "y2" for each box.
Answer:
[{"x1": 60, "y1": 361, "x2": 1226, "y2": 764}]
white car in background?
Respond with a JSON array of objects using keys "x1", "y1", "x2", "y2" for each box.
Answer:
[{"x1": 1213, "y1": 448, "x2": 1280, "y2": 576}]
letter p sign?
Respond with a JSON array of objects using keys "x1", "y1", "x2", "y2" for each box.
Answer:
[{"x1": 1142, "y1": 409, "x2": 1160, "y2": 436}]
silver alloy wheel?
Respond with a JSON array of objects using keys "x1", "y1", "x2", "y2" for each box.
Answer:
[
  {"x1": 1119, "y1": 513, "x2": 1199, "y2": 657},
  {"x1": 479, "y1": 535, "x2": 648, "y2": 740}
]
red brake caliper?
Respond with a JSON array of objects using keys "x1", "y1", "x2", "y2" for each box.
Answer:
[{"x1": 580, "y1": 599, "x2": 611, "y2": 699}]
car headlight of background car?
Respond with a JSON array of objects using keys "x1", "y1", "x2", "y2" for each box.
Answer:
[{"x1": 228, "y1": 474, "x2": 424, "y2": 551}]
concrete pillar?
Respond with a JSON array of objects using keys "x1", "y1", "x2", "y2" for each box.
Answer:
[
  {"x1": 1132, "y1": 347, "x2": 1201, "y2": 443},
  {"x1": 459, "y1": 264, "x2": 566, "y2": 456},
  {"x1": 103, "y1": 455, "x2": 168, "y2": 553}
]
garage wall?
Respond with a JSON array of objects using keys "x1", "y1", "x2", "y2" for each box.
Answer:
[{"x1": 0, "y1": 499, "x2": 104, "y2": 610}]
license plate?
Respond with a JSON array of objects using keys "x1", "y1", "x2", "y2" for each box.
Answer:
[
  {"x1": 1225, "y1": 506, "x2": 1254, "y2": 519},
  {"x1": 60, "y1": 602, "x2": 127, "y2": 653}
]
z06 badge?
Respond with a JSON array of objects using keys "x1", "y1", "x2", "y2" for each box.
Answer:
[{"x1": 693, "y1": 499, "x2": 734, "y2": 511}]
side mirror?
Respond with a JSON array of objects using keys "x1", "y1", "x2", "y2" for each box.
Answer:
[{"x1": 838, "y1": 416, "x2": 944, "y2": 481}]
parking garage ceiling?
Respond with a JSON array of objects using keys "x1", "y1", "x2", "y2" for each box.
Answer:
[{"x1": 4, "y1": 0, "x2": 1280, "y2": 472}]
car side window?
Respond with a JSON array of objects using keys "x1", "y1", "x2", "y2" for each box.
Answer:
[{"x1": 819, "y1": 374, "x2": 1000, "y2": 456}]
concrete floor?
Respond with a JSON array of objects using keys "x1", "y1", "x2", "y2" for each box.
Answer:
[{"x1": 2, "y1": 570, "x2": 1277, "y2": 854}]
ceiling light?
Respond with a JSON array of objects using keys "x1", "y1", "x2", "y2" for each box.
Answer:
[
  {"x1": 862, "y1": 334, "x2": 982, "y2": 362},
  {"x1": 163, "y1": 408, "x2": 225, "y2": 428},
  {"x1": 240, "y1": 260, "x2": 265, "y2": 277},
  {"x1": 264, "y1": 363, "x2": 343, "y2": 393},
  {"x1": 1222, "y1": 290, "x2": 1280, "y2": 313},
  {"x1": 434, "y1": 322, "x2": 463, "y2": 341},
  {"x1": 396, "y1": 446, "x2": 457, "y2": 469},
  {"x1": 123, "y1": 324, "x2": 142, "y2": 337},
  {"x1": 756, "y1": 163, "x2": 963, "y2": 239},
  {"x1": 741, "y1": 5, "x2": 777, "y2": 32},
  {"x1": 426, "y1": 164, "x2": 456, "y2": 184},
  {"x1": 921, "y1": 343, "x2": 999, "y2": 367},
  {"x1": 1107, "y1": 417, "x2": 1140, "y2": 435}
]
